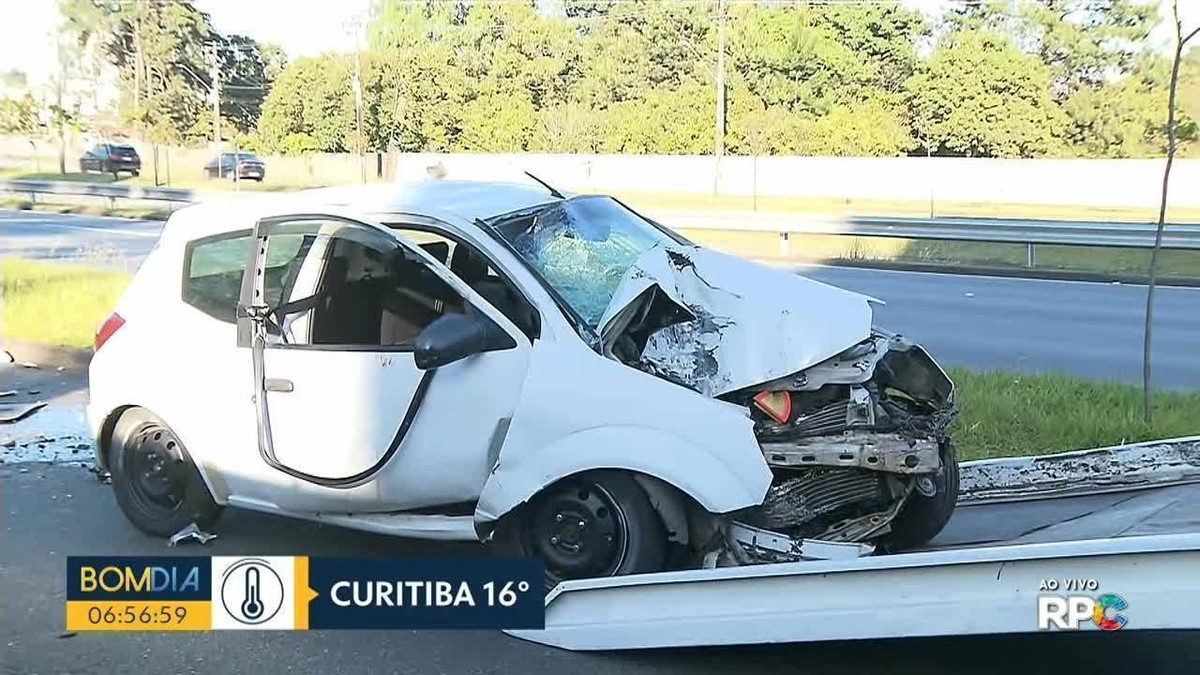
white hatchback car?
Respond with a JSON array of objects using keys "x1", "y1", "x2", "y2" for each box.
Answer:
[{"x1": 89, "y1": 180, "x2": 959, "y2": 585}]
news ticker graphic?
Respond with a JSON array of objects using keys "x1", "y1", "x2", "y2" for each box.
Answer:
[{"x1": 66, "y1": 556, "x2": 545, "y2": 631}]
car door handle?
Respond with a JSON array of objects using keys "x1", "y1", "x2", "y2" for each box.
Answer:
[{"x1": 264, "y1": 378, "x2": 294, "y2": 393}]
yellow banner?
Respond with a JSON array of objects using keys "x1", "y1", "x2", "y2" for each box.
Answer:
[{"x1": 66, "y1": 601, "x2": 212, "y2": 631}]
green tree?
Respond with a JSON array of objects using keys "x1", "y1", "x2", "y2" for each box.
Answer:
[
  {"x1": 0, "y1": 94, "x2": 42, "y2": 137},
  {"x1": 258, "y1": 54, "x2": 354, "y2": 153},
  {"x1": 906, "y1": 32, "x2": 1066, "y2": 157}
]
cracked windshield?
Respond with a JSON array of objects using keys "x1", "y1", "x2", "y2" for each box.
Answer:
[
  {"x1": 495, "y1": 196, "x2": 680, "y2": 326},
  {"x1": 2, "y1": 0, "x2": 1200, "y2": 672}
]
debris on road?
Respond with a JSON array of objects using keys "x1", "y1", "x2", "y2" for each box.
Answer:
[
  {"x1": 20, "y1": 362, "x2": 39, "y2": 369},
  {"x1": 0, "y1": 391, "x2": 16, "y2": 398},
  {"x1": 0, "y1": 350, "x2": 11, "y2": 364},
  {"x1": 0, "y1": 401, "x2": 47, "y2": 424},
  {"x1": 167, "y1": 523, "x2": 217, "y2": 547}
]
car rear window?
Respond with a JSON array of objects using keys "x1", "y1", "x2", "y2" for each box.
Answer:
[
  {"x1": 184, "y1": 234, "x2": 251, "y2": 322},
  {"x1": 183, "y1": 232, "x2": 308, "y2": 323},
  {"x1": 112, "y1": 145, "x2": 137, "y2": 153}
]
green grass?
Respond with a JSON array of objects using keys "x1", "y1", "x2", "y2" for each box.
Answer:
[
  {"x1": 0, "y1": 257, "x2": 1194, "y2": 458},
  {"x1": 947, "y1": 367, "x2": 1200, "y2": 461},
  {"x1": 1, "y1": 259, "x2": 132, "y2": 348},
  {"x1": 0, "y1": 195, "x2": 171, "y2": 220},
  {"x1": 615, "y1": 191, "x2": 1200, "y2": 223},
  {"x1": 677, "y1": 229, "x2": 1200, "y2": 280}
]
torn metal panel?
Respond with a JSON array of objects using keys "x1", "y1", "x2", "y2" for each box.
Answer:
[
  {"x1": 597, "y1": 245, "x2": 877, "y2": 397},
  {"x1": 959, "y1": 436, "x2": 1200, "y2": 503},
  {"x1": 761, "y1": 432, "x2": 942, "y2": 474},
  {"x1": 167, "y1": 522, "x2": 217, "y2": 547},
  {"x1": 729, "y1": 520, "x2": 876, "y2": 563},
  {"x1": 0, "y1": 401, "x2": 47, "y2": 424}
]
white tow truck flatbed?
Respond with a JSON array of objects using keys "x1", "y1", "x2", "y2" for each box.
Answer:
[{"x1": 507, "y1": 441, "x2": 1200, "y2": 652}]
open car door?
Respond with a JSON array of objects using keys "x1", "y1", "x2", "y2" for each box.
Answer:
[{"x1": 236, "y1": 212, "x2": 533, "y2": 514}]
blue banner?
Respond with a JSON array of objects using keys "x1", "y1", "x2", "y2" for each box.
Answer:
[{"x1": 306, "y1": 557, "x2": 545, "y2": 630}]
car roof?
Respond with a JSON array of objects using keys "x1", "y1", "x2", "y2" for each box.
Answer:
[{"x1": 163, "y1": 179, "x2": 564, "y2": 241}]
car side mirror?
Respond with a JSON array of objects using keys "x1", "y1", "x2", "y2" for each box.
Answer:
[{"x1": 413, "y1": 313, "x2": 516, "y2": 370}]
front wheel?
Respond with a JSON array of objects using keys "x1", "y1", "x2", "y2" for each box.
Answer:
[
  {"x1": 109, "y1": 409, "x2": 222, "y2": 537},
  {"x1": 883, "y1": 439, "x2": 959, "y2": 550},
  {"x1": 491, "y1": 470, "x2": 668, "y2": 589}
]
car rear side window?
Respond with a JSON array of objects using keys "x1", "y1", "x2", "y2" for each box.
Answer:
[
  {"x1": 184, "y1": 234, "x2": 251, "y2": 322},
  {"x1": 184, "y1": 233, "x2": 308, "y2": 323}
]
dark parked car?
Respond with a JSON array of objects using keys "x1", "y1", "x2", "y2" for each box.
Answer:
[
  {"x1": 203, "y1": 152, "x2": 266, "y2": 181},
  {"x1": 79, "y1": 143, "x2": 141, "y2": 177}
]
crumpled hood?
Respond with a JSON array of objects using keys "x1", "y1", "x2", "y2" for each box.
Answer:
[{"x1": 597, "y1": 245, "x2": 878, "y2": 398}]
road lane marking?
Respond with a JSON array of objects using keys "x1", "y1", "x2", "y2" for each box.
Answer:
[{"x1": 13, "y1": 221, "x2": 162, "y2": 238}]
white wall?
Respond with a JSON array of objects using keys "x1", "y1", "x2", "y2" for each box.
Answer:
[{"x1": 392, "y1": 153, "x2": 1200, "y2": 209}]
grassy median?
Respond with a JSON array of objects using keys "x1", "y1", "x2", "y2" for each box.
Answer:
[
  {"x1": 1, "y1": 258, "x2": 131, "y2": 349},
  {"x1": 2, "y1": 258, "x2": 1196, "y2": 457},
  {"x1": 946, "y1": 368, "x2": 1200, "y2": 460}
]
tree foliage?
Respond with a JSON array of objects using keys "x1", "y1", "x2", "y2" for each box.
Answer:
[
  {"x1": 45, "y1": 0, "x2": 1200, "y2": 159},
  {"x1": 56, "y1": 0, "x2": 280, "y2": 144}
]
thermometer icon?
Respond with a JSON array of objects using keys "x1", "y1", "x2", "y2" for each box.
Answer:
[
  {"x1": 241, "y1": 566, "x2": 264, "y2": 620},
  {"x1": 220, "y1": 559, "x2": 282, "y2": 625}
]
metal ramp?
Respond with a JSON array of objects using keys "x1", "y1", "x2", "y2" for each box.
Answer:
[{"x1": 505, "y1": 480, "x2": 1200, "y2": 651}]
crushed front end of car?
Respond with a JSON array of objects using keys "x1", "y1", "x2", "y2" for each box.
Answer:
[
  {"x1": 589, "y1": 243, "x2": 961, "y2": 563},
  {"x1": 492, "y1": 196, "x2": 960, "y2": 565},
  {"x1": 720, "y1": 329, "x2": 958, "y2": 561}
]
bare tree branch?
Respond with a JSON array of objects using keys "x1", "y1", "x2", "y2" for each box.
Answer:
[{"x1": 1143, "y1": 0, "x2": 1197, "y2": 424}]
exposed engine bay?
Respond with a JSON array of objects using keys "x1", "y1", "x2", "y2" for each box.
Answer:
[{"x1": 724, "y1": 329, "x2": 957, "y2": 559}]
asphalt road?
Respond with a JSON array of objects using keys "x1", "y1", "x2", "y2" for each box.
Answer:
[
  {"x1": 3, "y1": 462, "x2": 1198, "y2": 675},
  {"x1": 0, "y1": 209, "x2": 161, "y2": 272},
  {"x1": 5, "y1": 209, "x2": 1199, "y2": 388}
]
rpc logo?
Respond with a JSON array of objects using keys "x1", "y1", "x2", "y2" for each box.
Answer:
[{"x1": 1037, "y1": 593, "x2": 1128, "y2": 631}]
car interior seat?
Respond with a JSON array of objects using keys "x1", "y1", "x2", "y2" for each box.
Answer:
[{"x1": 448, "y1": 244, "x2": 535, "y2": 336}]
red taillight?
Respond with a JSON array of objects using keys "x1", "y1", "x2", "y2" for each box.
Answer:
[
  {"x1": 95, "y1": 312, "x2": 125, "y2": 352},
  {"x1": 109, "y1": 153, "x2": 121, "y2": 161}
]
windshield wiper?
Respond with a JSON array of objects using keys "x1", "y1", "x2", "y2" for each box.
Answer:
[{"x1": 524, "y1": 171, "x2": 565, "y2": 199}]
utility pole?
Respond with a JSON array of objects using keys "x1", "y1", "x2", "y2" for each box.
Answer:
[
  {"x1": 347, "y1": 15, "x2": 366, "y2": 183},
  {"x1": 56, "y1": 30, "x2": 67, "y2": 175},
  {"x1": 133, "y1": 0, "x2": 143, "y2": 126},
  {"x1": 208, "y1": 44, "x2": 222, "y2": 175},
  {"x1": 714, "y1": 0, "x2": 726, "y2": 195}
]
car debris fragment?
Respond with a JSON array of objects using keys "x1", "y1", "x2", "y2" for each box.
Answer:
[
  {"x1": 167, "y1": 523, "x2": 218, "y2": 547},
  {"x1": 0, "y1": 401, "x2": 48, "y2": 424}
]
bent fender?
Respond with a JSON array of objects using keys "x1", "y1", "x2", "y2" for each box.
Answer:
[{"x1": 473, "y1": 424, "x2": 773, "y2": 539}]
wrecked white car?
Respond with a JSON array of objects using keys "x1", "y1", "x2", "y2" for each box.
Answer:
[{"x1": 87, "y1": 179, "x2": 958, "y2": 585}]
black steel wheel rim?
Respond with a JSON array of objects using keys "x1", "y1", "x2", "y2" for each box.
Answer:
[
  {"x1": 125, "y1": 424, "x2": 185, "y2": 515},
  {"x1": 526, "y1": 481, "x2": 630, "y2": 582}
]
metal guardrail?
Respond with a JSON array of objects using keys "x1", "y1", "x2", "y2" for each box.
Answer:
[
  {"x1": 5, "y1": 178, "x2": 1200, "y2": 255},
  {"x1": 656, "y1": 211, "x2": 1200, "y2": 251},
  {"x1": 1, "y1": 178, "x2": 197, "y2": 204}
]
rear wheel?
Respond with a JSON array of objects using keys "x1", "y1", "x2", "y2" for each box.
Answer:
[
  {"x1": 492, "y1": 471, "x2": 668, "y2": 589},
  {"x1": 109, "y1": 409, "x2": 222, "y2": 537},
  {"x1": 883, "y1": 440, "x2": 959, "y2": 550}
]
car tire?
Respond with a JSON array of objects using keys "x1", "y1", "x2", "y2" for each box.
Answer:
[
  {"x1": 491, "y1": 470, "x2": 668, "y2": 590},
  {"x1": 109, "y1": 409, "x2": 222, "y2": 537},
  {"x1": 131, "y1": 170, "x2": 139, "y2": 177},
  {"x1": 883, "y1": 439, "x2": 959, "y2": 550}
]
